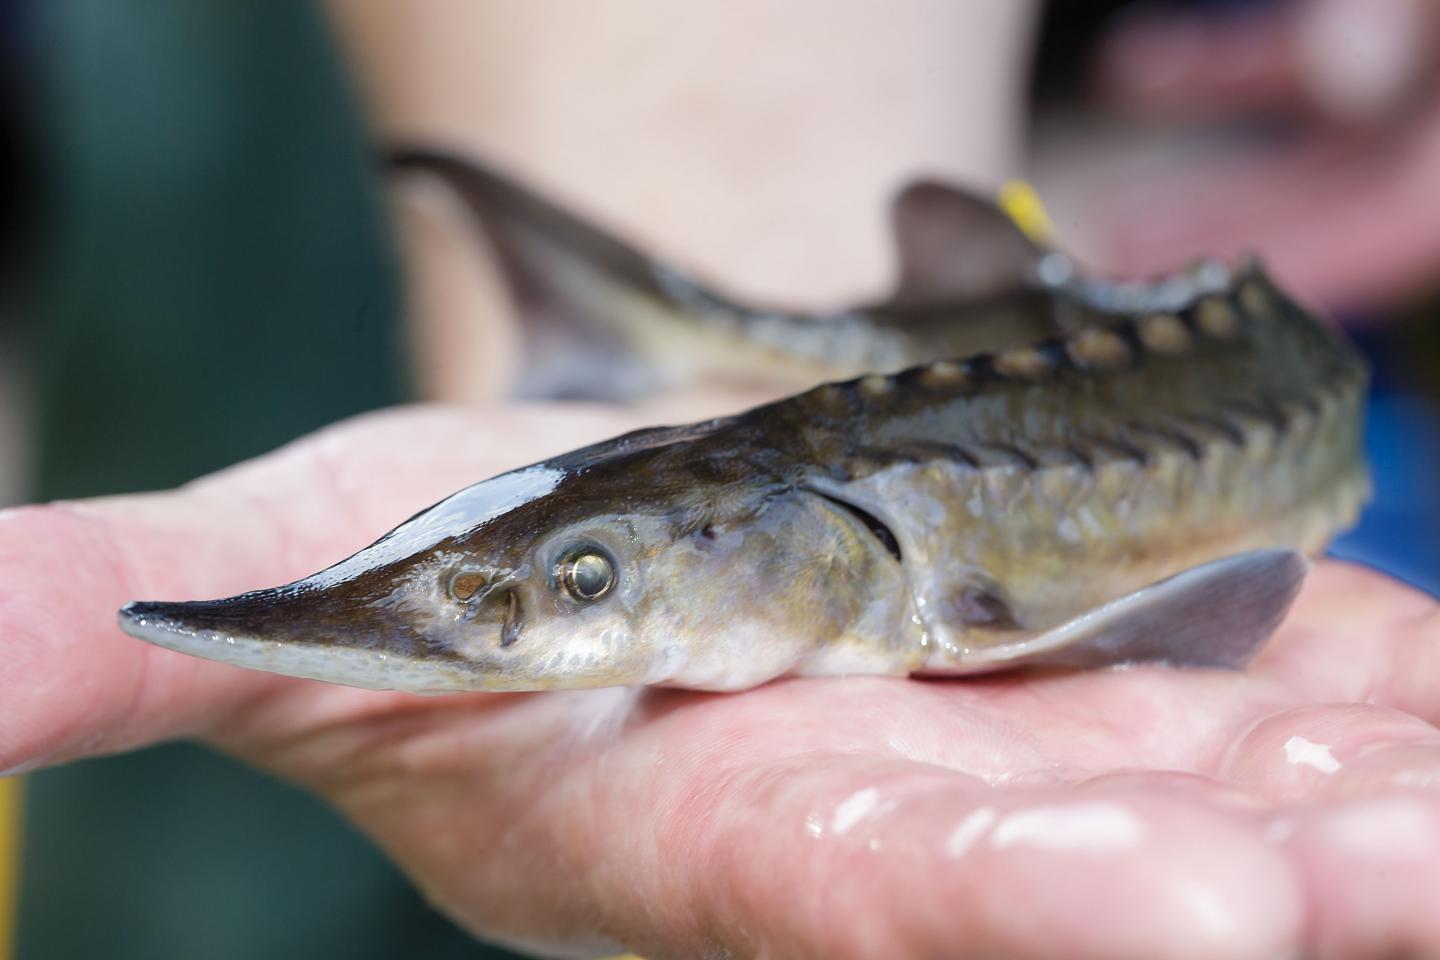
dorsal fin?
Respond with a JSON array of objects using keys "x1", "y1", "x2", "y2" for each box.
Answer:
[{"x1": 885, "y1": 180, "x2": 1043, "y2": 307}]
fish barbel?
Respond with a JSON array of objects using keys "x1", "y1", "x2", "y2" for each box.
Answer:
[{"x1": 118, "y1": 167, "x2": 1369, "y2": 692}]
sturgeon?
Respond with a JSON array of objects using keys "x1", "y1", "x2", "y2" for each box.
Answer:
[
  {"x1": 118, "y1": 165, "x2": 1369, "y2": 692},
  {"x1": 387, "y1": 150, "x2": 1218, "y2": 400}
]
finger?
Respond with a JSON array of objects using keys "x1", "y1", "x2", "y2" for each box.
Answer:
[
  {"x1": 1322, "y1": 740, "x2": 1440, "y2": 797},
  {"x1": 1274, "y1": 795, "x2": 1440, "y2": 957},
  {"x1": 673, "y1": 764, "x2": 1440, "y2": 960},
  {"x1": 0, "y1": 495, "x2": 285, "y2": 773},
  {"x1": 271, "y1": 672, "x2": 1290, "y2": 957},
  {"x1": 1223, "y1": 702, "x2": 1440, "y2": 801},
  {"x1": 344, "y1": 738, "x2": 1303, "y2": 960},
  {"x1": 1253, "y1": 561, "x2": 1440, "y2": 725},
  {"x1": 0, "y1": 404, "x2": 667, "y2": 772},
  {"x1": 629, "y1": 761, "x2": 1308, "y2": 959},
  {"x1": 1379, "y1": 599, "x2": 1440, "y2": 727}
]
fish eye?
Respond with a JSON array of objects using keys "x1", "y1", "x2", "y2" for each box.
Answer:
[{"x1": 555, "y1": 547, "x2": 616, "y2": 603}]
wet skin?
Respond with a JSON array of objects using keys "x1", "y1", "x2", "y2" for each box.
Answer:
[{"x1": 4, "y1": 403, "x2": 1439, "y2": 959}]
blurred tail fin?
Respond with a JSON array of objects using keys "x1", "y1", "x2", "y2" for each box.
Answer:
[{"x1": 387, "y1": 149, "x2": 738, "y2": 399}]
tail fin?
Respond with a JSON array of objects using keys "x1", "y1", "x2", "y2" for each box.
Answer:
[{"x1": 387, "y1": 149, "x2": 742, "y2": 400}]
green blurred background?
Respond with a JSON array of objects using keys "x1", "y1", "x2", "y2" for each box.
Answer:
[{"x1": 17, "y1": 2, "x2": 511, "y2": 957}]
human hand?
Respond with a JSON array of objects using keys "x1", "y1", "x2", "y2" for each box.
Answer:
[
  {"x1": 1089, "y1": 0, "x2": 1440, "y2": 312},
  {"x1": 3, "y1": 403, "x2": 1438, "y2": 959}
]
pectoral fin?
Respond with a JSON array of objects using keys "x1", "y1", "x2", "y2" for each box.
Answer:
[{"x1": 965, "y1": 550, "x2": 1310, "y2": 672}]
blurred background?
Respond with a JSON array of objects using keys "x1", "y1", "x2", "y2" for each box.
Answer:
[{"x1": 0, "y1": 1, "x2": 1436, "y2": 957}]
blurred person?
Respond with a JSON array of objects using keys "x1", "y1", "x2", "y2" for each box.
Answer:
[
  {"x1": 1082, "y1": 0, "x2": 1440, "y2": 313},
  {"x1": 328, "y1": 0, "x2": 1037, "y2": 404}
]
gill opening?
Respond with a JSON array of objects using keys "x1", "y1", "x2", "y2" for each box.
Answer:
[{"x1": 803, "y1": 487, "x2": 903, "y2": 564}]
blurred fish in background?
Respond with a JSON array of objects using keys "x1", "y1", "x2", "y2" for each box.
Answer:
[{"x1": 0, "y1": 1, "x2": 1435, "y2": 959}]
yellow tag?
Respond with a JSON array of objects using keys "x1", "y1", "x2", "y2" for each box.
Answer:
[
  {"x1": 997, "y1": 179, "x2": 1056, "y2": 245},
  {"x1": 0, "y1": 777, "x2": 20, "y2": 960}
]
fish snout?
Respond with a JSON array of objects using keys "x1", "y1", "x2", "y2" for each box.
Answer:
[{"x1": 116, "y1": 587, "x2": 485, "y2": 693}]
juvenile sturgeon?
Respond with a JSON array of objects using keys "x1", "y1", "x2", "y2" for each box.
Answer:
[
  {"x1": 387, "y1": 150, "x2": 1220, "y2": 400},
  {"x1": 118, "y1": 235, "x2": 1369, "y2": 694}
]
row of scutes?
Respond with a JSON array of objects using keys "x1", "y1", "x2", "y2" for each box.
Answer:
[
  {"x1": 797, "y1": 268, "x2": 1370, "y2": 484},
  {"x1": 836, "y1": 367, "x2": 1361, "y2": 488},
  {"x1": 802, "y1": 274, "x2": 1277, "y2": 418}
]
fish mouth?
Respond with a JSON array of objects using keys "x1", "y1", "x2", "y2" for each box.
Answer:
[{"x1": 117, "y1": 595, "x2": 488, "y2": 694}]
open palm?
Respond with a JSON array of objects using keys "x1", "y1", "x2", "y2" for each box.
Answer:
[{"x1": 3, "y1": 404, "x2": 1438, "y2": 960}]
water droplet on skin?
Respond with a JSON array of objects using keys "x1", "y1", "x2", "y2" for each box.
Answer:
[
  {"x1": 945, "y1": 807, "x2": 997, "y2": 858},
  {"x1": 1283, "y1": 735, "x2": 1341, "y2": 774},
  {"x1": 830, "y1": 787, "x2": 880, "y2": 835},
  {"x1": 1176, "y1": 880, "x2": 1241, "y2": 941},
  {"x1": 989, "y1": 802, "x2": 1145, "y2": 852}
]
